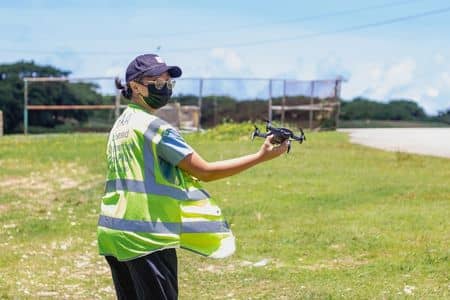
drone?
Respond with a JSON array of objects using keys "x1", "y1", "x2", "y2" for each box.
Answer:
[{"x1": 251, "y1": 120, "x2": 306, "y2": 153}]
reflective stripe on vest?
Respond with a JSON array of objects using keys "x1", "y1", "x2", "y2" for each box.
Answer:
[
  {"x1": 98, "y1": 215, "x2": 230, "y2": 234},
  {"x1": 105, "y1": 179, "x2": 210, "y2": 200}
]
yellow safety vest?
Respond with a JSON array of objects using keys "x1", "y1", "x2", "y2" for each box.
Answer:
[{"x1": 97, "y1": 104, "x2": 235, "y2": 261}]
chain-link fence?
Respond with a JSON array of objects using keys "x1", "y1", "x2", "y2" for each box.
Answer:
[
  {"x1": 23, "y1": 77, "x2": 343, "y2": 134},
  {"x1": 172, "y1": 78, "x2": 343, "y2": 130}
]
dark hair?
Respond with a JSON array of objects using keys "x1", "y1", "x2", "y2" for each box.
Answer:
[{"x1": 115, "y1": 77, "x2": 133, "y2": 99}]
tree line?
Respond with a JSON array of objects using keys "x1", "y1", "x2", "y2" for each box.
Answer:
[
  {"x1": 0, "y1": 61, "x2": 448, "y2": 133},
  {"x1": 0, "y1": 61, "x2": 114, "y2": 133}
]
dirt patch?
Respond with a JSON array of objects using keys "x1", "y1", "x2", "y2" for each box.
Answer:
[
  {"x1": 0, "y1": 162, "x2": 102, "y2": 211},
  {"x1": 299, "y1": 256, "x2": 369, "y2": 271},
  {"x1": 0, "y1": 204, "x2": 11, "y2": 215},
  {"x1": 0, "y1": 176, "x2": 54, "y2": 205}
]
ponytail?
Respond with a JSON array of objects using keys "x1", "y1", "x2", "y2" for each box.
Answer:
[{"x1": 115, "y1": 77, "x2": 132, "y2": 99}]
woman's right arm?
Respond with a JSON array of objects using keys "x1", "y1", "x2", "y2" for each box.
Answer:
[{"x1": 177, "y1": 136, "x2": 289, "y2": 182}]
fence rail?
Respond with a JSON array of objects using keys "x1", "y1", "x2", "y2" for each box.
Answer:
[
  {"x1": 27, "y1": 105, "x2": 117, "y2": 110},
  {"x1": 23, "y1": 76, "x2": 344, "y2": 134}
]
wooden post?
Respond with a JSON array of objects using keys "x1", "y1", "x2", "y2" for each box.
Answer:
[
  {"x1": 115, "y1": 81, "x2": 121, "y2": 119},
  {"x1": 213, "y1": 96, "x2": 218, "y2": 126},
  {"x1": 198, "y1": 79, "x2": 203, "y2": 131},
  {"x1": 309, "y1": 81, "x2": 315, "y2": 130},
  {"x1": 24, "y1": 79, "x2": 28, "y2": 135},
  {"x1": 281, "y1": 80, "x2": 286, "y2": 125},
  {"x1": 268, "y1": 79, "x2": 273, "y2": 122},
  {"x1": 0, "y1": 110, "x2": 3, "y2": 136},
  {"x1": 334, "y1": 79, "x2": 341, "y2": 129}
]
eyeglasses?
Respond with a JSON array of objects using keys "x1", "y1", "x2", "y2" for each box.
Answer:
[{"x1": 138, "y1": 78, "x2": 176, "y2": 90}]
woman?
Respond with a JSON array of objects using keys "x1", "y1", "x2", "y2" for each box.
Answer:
[{"x1": 97, "y1": 54, "x2": 288, "y2": 299}]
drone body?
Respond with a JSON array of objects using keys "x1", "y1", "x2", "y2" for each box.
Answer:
[{"x1": 251, "y1": 121, "x2": 306, "y2": 153}]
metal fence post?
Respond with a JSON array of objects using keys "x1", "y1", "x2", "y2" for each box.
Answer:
[
  {"x1": 309, "y1": 81, "x2": 315, "y2": 130},
  {"x1": 115, "y1": 83, "x2": 121, "y2": 119},
  {"x1": 268, "y1": 79, "x2": 273, "y2": 122},
  {"x1": 213, "y1": 96, "x2": 218, "y2": 126},
  {"x1": 24, "y1": 79, "x2": 28, "y2": 135},
  {"x1": 281, "y1": 80, "x2": 286, "y2": 125},
  {"x1": 198, "y1": 79, "x2": 203, "y2": 131},
  {"x1": 0, "y1": 110, "x2": 3, "y2": 136},
  {"x1": 334, "y1": 79, "x2": 341, "y2": 129}
]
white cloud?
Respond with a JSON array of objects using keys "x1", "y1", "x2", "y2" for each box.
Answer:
[
  {"x1": 426, "y1": 87, "x2": 439, "y2": 98},
  {"x1": 315, "y1": 54, "x2": 351, "y2": 80},
  {"x1": 182, "y1": 47, "x2": 254, "y2": 79},
  {"x1": 369, "y1": 58, "x2": 416, "y2": 99},
  {"x1": 104, "y1": 66, "x2": 122, "y2": 77},
  {"x1": 210, "y1": 48, "x2": 242, "y2": 72},
  {"x1": 368, "y1": 65, "x2": 383, "y2": 82},
  {"x1": 41, "y1": 49, "x2": 85, "y2": 75},
  {"x1": 414, "y1": 97, "x2": 447, "y2": 114},
  {"x1": 340, "y1": 62, "x2": 380, "y2": 98},
  {"x1": 337, "y1": 57, "x2": 450, "y2": 114}
]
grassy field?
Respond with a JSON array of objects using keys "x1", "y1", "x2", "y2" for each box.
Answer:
[{"x1": 0, "y1": 123, "x2": 449, "y2": 299}]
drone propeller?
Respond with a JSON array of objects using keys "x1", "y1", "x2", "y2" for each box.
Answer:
[
  {"x1": 251, "y1": 125, "x2": 268, "y2": 140},
  {"x1": 250, "y1": 125, "x2": 259, "y2": 140},
  {"x1": 290, "y1": 128, "x2": 306, "y2": 143}
]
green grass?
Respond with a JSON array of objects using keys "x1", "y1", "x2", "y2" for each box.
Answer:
[{"x1": 0, "y1": 124, "x2": 449, "y2": 299}]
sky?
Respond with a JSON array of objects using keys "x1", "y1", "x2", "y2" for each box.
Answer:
[{"x1": 1, "y1": 0, "x2": 449, "y2": 114}]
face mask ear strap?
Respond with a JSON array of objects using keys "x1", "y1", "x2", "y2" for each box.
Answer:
[{"x1": 136, "y1": 92, "x2": 153, "y2": 110}]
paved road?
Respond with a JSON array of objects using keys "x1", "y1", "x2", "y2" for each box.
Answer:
[{"x1": 338, "y1": 128, "x2": 450, "y2": 158}]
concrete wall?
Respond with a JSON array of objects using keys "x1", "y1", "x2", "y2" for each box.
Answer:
[
  {"x1": 155, "y1": 103, "x2": 181, "y2": 129},
  {"x1": 155, "y1": 104, "x2": 200, "y2": 130}
]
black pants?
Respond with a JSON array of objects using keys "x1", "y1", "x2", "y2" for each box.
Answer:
[{"x1": 105, "y1": 249, "x2": 178, "y2": 300}]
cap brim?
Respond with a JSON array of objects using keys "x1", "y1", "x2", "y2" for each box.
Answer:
[
  {"x1": 167, "y1": 66, "x2": 182, "y2": 78},
  {"x1": 141, "y1": 65, "x2": 182, "y2": 79}
]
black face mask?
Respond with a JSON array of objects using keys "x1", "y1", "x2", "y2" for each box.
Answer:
[{"x1": 142, "y1": 84, "x2": 172, "y2": 109}]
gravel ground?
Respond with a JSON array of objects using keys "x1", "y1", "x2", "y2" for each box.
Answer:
[{"x1": 338, "y1": 128, "x2": 450, "y2": 158}]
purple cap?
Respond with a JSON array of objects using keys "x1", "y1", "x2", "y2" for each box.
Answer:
[{"x1": 125, "y1": 54, "x2": 182, "y2": 82}]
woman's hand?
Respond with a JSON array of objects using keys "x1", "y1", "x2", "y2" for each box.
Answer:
[{"x1": 257, "y1": 135, "x2": 289, "y2": 162}]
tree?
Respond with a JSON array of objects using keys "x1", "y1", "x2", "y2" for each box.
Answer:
[
  {"x1": 435, "y1": 109, "x2": 450, "y2": 124},
  {"x1": 0, "y1": 61, "x2": 104, "y2": 133},
  {"x1": 340, "y1": 98, "x2": 428, "y2": 121}
]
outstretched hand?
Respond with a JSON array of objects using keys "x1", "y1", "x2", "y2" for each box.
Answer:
[{"x1": 257, "y1": 135, "x2": 289, "y2": 161}]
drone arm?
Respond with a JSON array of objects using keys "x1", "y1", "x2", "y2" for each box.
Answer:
[
  {"x1": 253, "y1": 132, "x2": 270, "y2": 138},
  {"x1": 290, "y1": 132, "x2": 306, "y2": 142},
  {"x1": 251, "y1": 125, "x2": 270, "y2": 140}
]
